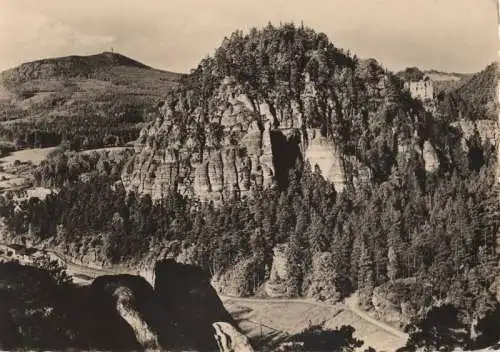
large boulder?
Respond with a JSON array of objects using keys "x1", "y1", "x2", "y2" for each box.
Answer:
[
  {"x1": 154, "y1": 259, "x2": 248, "y2": 350},
  {"x1": 213, "y1": 322, "x2": 254, "y2": 352},
  {"x1": 82, "y1": 274, "x2": 183, "y2": 350}
]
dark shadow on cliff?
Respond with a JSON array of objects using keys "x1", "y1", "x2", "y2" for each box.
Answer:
[
  {"x1": 0, "y1": 261, "x2": 248, "y2": 351},
  {"x1": 76, "y1": 278, "x2": 143, "y2": 350},
  {"x1": 154, "y1": 259, "x2": 239, "y2": 351},
  {"x1": 269, "y1": 129, "x2": 302, "y2": 190}
]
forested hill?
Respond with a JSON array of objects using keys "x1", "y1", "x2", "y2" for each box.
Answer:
[
  {"x1": 0, "y1": 52, "x2": 182, "y2": 150},
  {"x1": 1, "y1": 23, "x2": 499, "y2": 351},
  {"x1": 435, "y1": 62, "x2": 498, "y2": 121},
  {"x1": 1, "y1": 51, "x2": 152, "y2": 82}
]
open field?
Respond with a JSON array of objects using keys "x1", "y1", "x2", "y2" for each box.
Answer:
[{"x1": 0, "y1": 147, "x2": 57, "y2": 166}]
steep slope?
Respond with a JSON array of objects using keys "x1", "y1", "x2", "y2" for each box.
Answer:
[
  {"x1": 154, "y1": 259, "x2": 250, "y2": 350},
  {"x1": 123, "y1": 24, "x2": 448, "y2": 203},
  {"x1": 435, "y1": 62, "x2": 498, "y2": 121},
  {"x1": 0, "y1": 52, "x2": 182, "y2": 149}
]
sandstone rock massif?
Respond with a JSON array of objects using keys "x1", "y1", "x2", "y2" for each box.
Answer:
[
  {"x1": 121, "y1": 57, "x2": 500, "y2": 206},
  {"x1": 451, "y1": 119, "x2": 498, "y2": 151},
  {"x1": 122, "y1": 75, "x2": 351, "y2": 202},
  {"x1": 122, "y1": 73, "x2": 444, "y2": 203}
]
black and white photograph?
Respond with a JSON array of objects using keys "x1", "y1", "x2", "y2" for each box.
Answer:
[{"x1": 0, "y1": 1, "x2": 498, "y2": 351}]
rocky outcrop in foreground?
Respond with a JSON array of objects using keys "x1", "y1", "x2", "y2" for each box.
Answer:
[
  {"x1": 81, "y1": 260, "x2": 253, "y2": 351},
  {"x1": 0, "y1": 260, "x2": 253, "y2": 352},
  {"x1": 214, "y1": 322, "x2": 254, "y2": 352},
  {"x1": 122, "y1": 76, "x2": 350, "y2": 203}
]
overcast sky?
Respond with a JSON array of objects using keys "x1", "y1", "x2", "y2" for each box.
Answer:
[{"x1": 0, "y1": 0, "x2": 497, "y2": 73}]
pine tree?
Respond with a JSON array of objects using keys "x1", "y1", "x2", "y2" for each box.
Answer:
[
  {"x1": 357, "y1": 239, "x2": 375, "y2": 308},
  {"x1": 286, "y1": 233, "x2": 305, "y2": 297},
  {"x1": 307, "y1": 210, "x2": 327, "y2": 254}
]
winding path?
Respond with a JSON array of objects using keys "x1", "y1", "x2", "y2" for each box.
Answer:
[{"x1": 345, "y1": 294, "x2": 408, "y2": 340}]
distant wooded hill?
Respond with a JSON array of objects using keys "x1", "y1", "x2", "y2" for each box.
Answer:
[{"x1": 0, "y1": 52, "x2": 183, "y2": 150}]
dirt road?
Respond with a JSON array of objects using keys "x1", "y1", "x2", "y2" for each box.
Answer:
[{"x1": 345, "y1": 294, "x2": 408, "y2": 339}]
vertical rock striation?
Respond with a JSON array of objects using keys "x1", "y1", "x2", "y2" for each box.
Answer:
[{"x1": 122, "y1": 77, "x2": 351, "y2": 202}]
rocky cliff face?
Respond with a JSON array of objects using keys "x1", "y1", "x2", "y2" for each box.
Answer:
[
  {"x1": 123, "y1": 78, "x2": 273, "y2": 202},
  {"x1": 269, "y1": 244, "x2": 290, "y2": 283},
  {"x1": 264, "y1": 244, "x2": 293, "y2": 297},
  {"x1": 421, "y1": 140, "x2": 439, "y2": 172},
  {"x1": 122, "y1": 76, "x2": 356, "y2": 201},
  {"x1": 451, "y1": 119, "x2": 498, "y2": 149},
  {"x1": 304, "y1": 129, "x2": 346, "y2": 192},
  {"x1": 85, "y1": 275, "x2": 169, "y2": 350},
  {"x1": 120, "y1": 25, "x2": 457, "y2": 203},
  {"x1": 122, "y1": 68, "x2": 448, "y2": 203}
]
